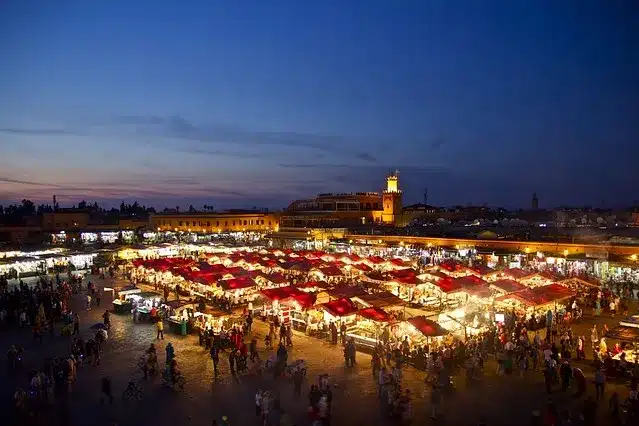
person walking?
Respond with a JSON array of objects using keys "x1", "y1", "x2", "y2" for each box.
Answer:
[
  {"x1": 96, "y1": 290, "x2": 102, "y2": 307},
  {"x1": 594, "y1": 367, "x2": 605, "y2": 400},
  {"x1": 156, "y1": 319, "x2": 164, "y2": 340}
]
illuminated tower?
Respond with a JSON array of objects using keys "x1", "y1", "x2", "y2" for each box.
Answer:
[{"x1": 382, "y1": 170, "x2": 403, "y2": 223}]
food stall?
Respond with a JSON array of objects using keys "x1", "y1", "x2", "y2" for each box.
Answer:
[
  {"x1": 192, "y1": 307, "x2": 231, "y2": 335},
  {"x1": 494, "y1": 283, "x2": 576, "y2": 329},
  {"x1": 130, "y1": 291, "x2": 163, "y2": 320},
  {"x1": 255, "y1": 286, "x2": 317, "y2": 330},
  {"x1": 401, "y1": 315, "x2": 449, "y2": 349},
  {"x1": 346, "y1": 307, "x2": 394, "y2": 350},
  {"x1": 319, "y1": 298, "x2": 359, "y2": 326},
  {"x1": 164, "y1": 300, "x2": 196, "y2": 334},
  {"x1": 111, "y1": 285, "x2": 141, "y2": 314}
]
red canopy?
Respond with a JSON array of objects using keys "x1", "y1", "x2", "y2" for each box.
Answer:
[
  {"x1": 497, "y1": 283, "x2": 576, "y2": 307},
  {"x1": 367, "y1": 256, "x2": 385, "y2": 264},
  {"x1": 435, "y1": 277, "x2": 464, "y2": 293},
  {"x1": 261, "y1": 286, "x2": 299, "y2": 300},
  {"x1": 291, "y1": 292, "x2": 317, "y2": 309},
  {"x1": 491, "y1": 279, "x2": 527, "y2": 294},
  {"x1": 389, "y1": 258, "x2": 406, "y2": 267},
  {"x1": 358, "y1": 307, "x2": 391, "y2": 323},
  {"x1": 321, "y1": 298, "x2": 359, "y2": 317},
  {"x1": 502, "y1": 268, "x2": 529, "y2": 279},
  {"x1": 217, "y1": 277, "x2": 256, "y2": 291},
  {"x1": 351, "y1": 263, "x2": 373, "y2": 272},
  {"x1": 318, "y1": 265, "x2": 343, "y2": 277},
  {"x1": 396, "y1": 275, "x2": 424, "y2": 286},
  {"x1": 407, "y1": 316, "x2": 448, "y2": 337},
  {"x1": 263, "y1": 273, "x2": 288, "y2": 284}
]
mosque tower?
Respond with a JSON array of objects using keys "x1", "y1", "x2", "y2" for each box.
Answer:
[{"x1": 382, "y1": 170, "x2": 403, "y2": 224}]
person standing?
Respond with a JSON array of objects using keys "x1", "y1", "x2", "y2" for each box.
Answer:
[
  {"x1": 86, "y1": 294, "x2": 92, "y2": 310},
  {"x1": 210, "y1": 345, "x2": 219, "y2": 376},
  {"x1": 73, "y1": 314, "x2": 80, "y2": 336},
  {"x1": 594, "y1": 367, "x2": 605, "y2": 400},
  {"x1": 96, "y1": 290, "x2": 102, "y2": 307},
  {"x1": 156, "y1": 319, "x2": 164, "y2": 340}
]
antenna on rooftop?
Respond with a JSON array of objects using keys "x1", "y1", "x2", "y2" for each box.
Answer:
[{"x1": 423, "y1": 188, "x2": 428, "y2": 205}]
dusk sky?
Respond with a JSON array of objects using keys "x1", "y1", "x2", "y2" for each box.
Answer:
[{"x1": 1, "y1": 1, "x2": 638, "y2": 210}]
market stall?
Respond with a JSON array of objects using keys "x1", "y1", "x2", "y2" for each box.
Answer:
[
  {"x1": 346, "y1": 307, "x2": 394, "y2": 350},
  {"x1": 111, "y1": 285, "x2": 141, "y2": 314},
  {"x1": 319, "y1": 298, "x2": 359, "y2": 326},
  {"x1": 401, "y1": 315, "x2": 449, "y2": 349},
  {"x1": 130, "y1": 291, "x2": 163, "y2": 320},
  {"x1": 165, "y1": 301, "x2": 196, "y2": 334}
]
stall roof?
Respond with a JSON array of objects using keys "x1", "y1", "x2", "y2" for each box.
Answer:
[
  {"x1": 317, "y1": 265, "x2": 343, "y2": 277},
  {"x1": 501, "y1": 268, "x2": 529, "y2": 279},
  {"x1": 217, "y1": 277, "x2": 256, "y2": 291},
  {"x1": 321, "y1": 298, "x2": 359, "y2": 317},
  {"x1": 557, "y1": 276, "x2": 601, "y2": 288},
  {"x1": 434, "y1": 277, "x2": 464, "y2": 294},
  {"x1": 260, "y1": 286, "x2": 305, "y2": 301},
  {"x1": 449, "y1": 275, "x2": 488, "y2": 289},
  {"x1": 327, "y1": 286, "x2": 368, "y2": 300},
  {"x1": 468, "y1": 265, "x2": 495, "y2": 276},
  {"x1": 292, "y1": 292, "x2": 317, "y2": 309},
  {"x1": 295, "y1": 280, "x2": 328, "y2": 290},
  {"x1": 358, "y1": 307, "x2": 392, "y2": 323},
  {"x1": 437, "y1": 260, "x2": 464, "y2": 273},
  {"x1": 490, "y1": 279, "x2": 527, "y2": 294},
  {"x1": 355, "y1": 291, "x2": 405, "y2": 308},
  {"x1": 263, "y1": 273, "x2": 288, "y2": 284},
  {"x1": 521, "y1": 271, "x2": 559, "y2": 282},
  {"x1": 395, "y1": 275, "x2": 425, "y2": 286},
  {"x1": 389, "y1": 258, "x2": 406, "y2": 267},
  {"x1": 497, "y1": 283, "x2": 576, "y2": 307},
  {"x1": 407, "y1": 316, "x2": 448, "y2": 337},
  {"x1": 363, "y1": 271, "x2": 387, "y2": 282},
  {"x1": 388, "y1": 268, "x2": 419, "y2": 279},
  {"x1": 367, "y1": 256, "x2": 385, "y2": 264},
  {"x1": 351, "y1": 263, "x2": 373, "y2": 272}
]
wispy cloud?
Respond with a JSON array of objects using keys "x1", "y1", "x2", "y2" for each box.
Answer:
[
  {"x1": 111, "y1": 115, "x2": 378, "y2": 161},
  {"x1": 0, "y1": 177, "x2": 56, "y2": 187},
  {"x1": 1, "y1": 115, "x2": 380, "y2": 163},
  {"x1": 0, "y1": 128, "x2": 79, "y2": 136}
]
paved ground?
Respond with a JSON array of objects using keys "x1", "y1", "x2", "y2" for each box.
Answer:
[{"x1": 1, "y1": 275, "x2": 635, "y2": 426}]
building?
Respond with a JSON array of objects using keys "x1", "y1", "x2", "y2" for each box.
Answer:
[
  {"x1": 149, "y1": 210, "x2": 279, "y2": 233},
  {"x1": 42, "y1": 210, "x2": 91, "y2": 232},
  {"x1": 280, "y1": 172, "x2": 404, "y2": 228},
  {"x1": 382, "y1": 171, "x2": 402, "y2": 223},
  {"x1": 532, "y1": 192, "x2": 539, "y2": 210}
]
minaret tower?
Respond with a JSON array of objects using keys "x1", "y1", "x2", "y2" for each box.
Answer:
[{"x1": 382, "y1": 170, "x2": 403, "y2": 224}]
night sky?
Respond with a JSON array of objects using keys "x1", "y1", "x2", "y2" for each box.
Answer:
[{"x1": 1, "y1": 1, "x2": 638, "y2": 210}]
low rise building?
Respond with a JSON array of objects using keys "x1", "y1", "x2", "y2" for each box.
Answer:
[{"x1": 149, "y1": 210, "x2": 279, "y2": 233}]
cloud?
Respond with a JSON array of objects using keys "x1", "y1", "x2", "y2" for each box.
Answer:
[
  {"x1": 0, "y1": 177, "x2": 56, "y2": 187},
  {"x1": 179, "y1": 147, "x2": 262, "y2": 159},
  {"x1": 278, "y1": 163, "x2": 449, "y2": 175},
  {"x1": 0, "y1": 128, "x2": 78, "y2": 136},
  {"x1": 112, "y1": 115, "x2": 377, "y2": 161}
]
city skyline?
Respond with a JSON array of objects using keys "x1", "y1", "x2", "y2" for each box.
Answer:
[{"x1": 1, "y1": 1, "x2": 638, "y2": 209}]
